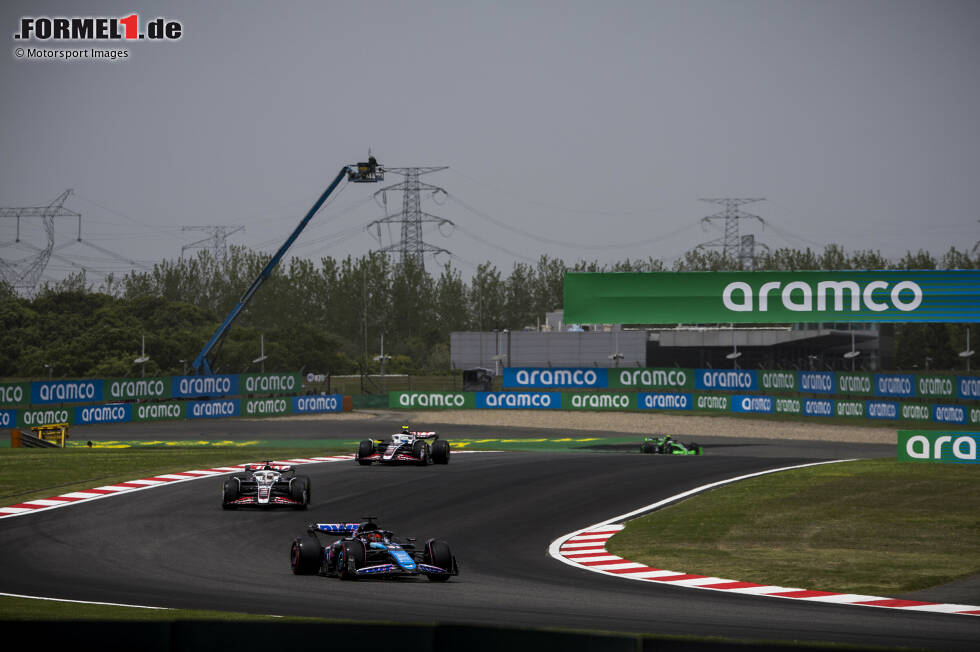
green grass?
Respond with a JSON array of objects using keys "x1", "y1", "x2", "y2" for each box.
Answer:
[
  {"x1": 607, "y1": 459, "x2": 980, "y2": 596},
  {"x1": 0, "y1": 594, "x2": 330, "y2": 621},
  {"x1": 0, "y1": 446, "x2": 349, "y2": 505}
]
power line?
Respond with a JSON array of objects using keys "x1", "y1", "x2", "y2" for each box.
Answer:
[{"x1": 180, "y1": 225, "x2": 245, "y2": 257}]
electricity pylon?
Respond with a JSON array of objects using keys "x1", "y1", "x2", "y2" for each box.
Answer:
[
  {"x1": 0, "y1": 189, "x2": 81, "y2": 292},
  {"x1": 368, "y1": 167, "x2": 453, "y2": 268},
  {"x1": 181, "y1": 225, "x2": 245, "y2": 257},
  {"x1": 697, "y1": 198, "x2": 767, "y2": 267}
]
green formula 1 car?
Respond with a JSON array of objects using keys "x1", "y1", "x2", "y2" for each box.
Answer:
[{"x1": 640, "y1": 435, "x2": 703, "y2": 455}]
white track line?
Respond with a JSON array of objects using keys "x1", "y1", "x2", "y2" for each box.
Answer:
[
  {"x1": 0, "y1": 455, "x2": 355, "y2": 519},
  {"x1": 548, "y1": 459, "x2": 980, "y2": 617}
]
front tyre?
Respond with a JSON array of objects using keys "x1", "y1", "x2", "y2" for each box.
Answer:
[
  {"x1": 412, "y1": 440, "x2": 429, "y2": 466},
  {"x1": 221, "y1": 478, "x2": 240, "y2": 509},
  {"x1": 357, "y1": 440, "x2": 374, "y2": 465},
  {"x1": 290, "y1": 535, "x2": 322, "y2": 575},
  {"x1": 424, "y1": 538, "x2": 454, "y2": 582}
]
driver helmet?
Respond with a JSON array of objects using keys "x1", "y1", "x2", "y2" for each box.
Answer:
[
  {"x1": 401, "y1": 425, "x2": 411, "y2": 433},
  {"x1": 366, "y1": 531, "x2": 383, "y2": 542}
]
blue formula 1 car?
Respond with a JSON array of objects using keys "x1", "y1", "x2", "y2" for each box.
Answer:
[{"x1": 290, "y1": 519, "x2": 459, "y2": 581}]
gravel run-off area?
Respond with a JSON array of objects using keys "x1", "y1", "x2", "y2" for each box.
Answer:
[{"x1": 278, "y1": 409, "x2": 899, "y2": 444}]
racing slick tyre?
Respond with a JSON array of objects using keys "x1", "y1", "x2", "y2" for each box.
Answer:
[
  {"x1": 290, "y1": 476, "x2": 311, "y2": 509},
  {"x1": 337, "y1": 539, "x2": 365, "y2": 580},
  {"x1": 290, "y1": 535, "x2": 323, "y2": 575},
  {"x1": 412, "y1": 440, "x2": 429, "y2": 466},
  {"x1": 357, "y1": 440, "x2": 374, "y2": 465},
  {"x1": 691, "y1": 443, "x2": 703, "y2": 455},
  {"x1": 423, "y1": 538, "x2": 454, "y2": 582},
  {"x1": 431, "y1": 439, "x2": 450, "y2": 464},
  {"x1": 640, "y1": 441, "x2": 656, "y2": 454},
  {"x1": 221, "y1": 478, "x2": 240, "y2": 509}
]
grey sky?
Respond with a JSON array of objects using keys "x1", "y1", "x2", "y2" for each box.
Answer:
[{"x1": 2, "y1": 0, "x2": 979, "y2": 287}]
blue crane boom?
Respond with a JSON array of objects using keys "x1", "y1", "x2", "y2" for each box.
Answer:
[{"x1": 191, "y1": 157, "x2": 383, "y2": 375}]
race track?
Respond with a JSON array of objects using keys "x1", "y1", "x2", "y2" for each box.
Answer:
[{"x1": 0, "y1": 416, "x2": 976, "y2": 650}]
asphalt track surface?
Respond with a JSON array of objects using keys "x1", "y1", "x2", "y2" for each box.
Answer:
[{"x1": 1, "y1": 416, "x2": 977, "y2": 650}]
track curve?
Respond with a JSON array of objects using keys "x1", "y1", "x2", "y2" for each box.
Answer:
[{"x1": 0, "y1": 417, "x2": 976, "y2": 650}]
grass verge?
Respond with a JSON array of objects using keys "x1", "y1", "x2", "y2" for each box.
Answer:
[
  {"x1": 0, "y1": 446, "x2": 350, "y2": 505},
  {"x1": 0, "y1": 594, "x2": 329, "y2": 621},
  {"x1": 607, "y1": 459, "x2": 979, "y2": 596}
]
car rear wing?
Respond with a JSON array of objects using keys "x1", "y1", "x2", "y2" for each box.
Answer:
[
  {"x1": 245, "y1": 462, "x2": 294, "y2": 472},
  {"x1": 411, "y1": 431, "x2": 438, "y2": 439},
  {"x1": 311, "y1": 523, "x2": 360, "y2": 535}
]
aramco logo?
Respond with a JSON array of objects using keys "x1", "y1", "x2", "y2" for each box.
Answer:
[
  {"x1": 899, "y1": 431, "x2": 978, "y2": 463},
  {"x1": 722, "y1": 280, "x2": 922, "y2": 313}
]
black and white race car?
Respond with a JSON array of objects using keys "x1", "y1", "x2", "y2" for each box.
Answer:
[
  {"x1": 221, "y1": 462, "x2": 311, "y2": 509},
  {"x1": 355, "y1": 427, "x2": 451, "y2": 466},
  {"x1": 290, "y1": 519, "x2": 458, "y2": 581}
]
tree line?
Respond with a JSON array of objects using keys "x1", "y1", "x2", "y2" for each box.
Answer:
[{"x1": 1, "y1": 244, "x2": 977, "y2": 379}]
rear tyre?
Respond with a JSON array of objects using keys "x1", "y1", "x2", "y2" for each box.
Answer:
[
  {"x1": 357, "y1": 440, "x2": 374, "y2": 465},
  {"x1": 337, "y1": 539, "x2": 365, "y2": 580},
  {"x1": 691, "y1": 443, "x2": 702, "y2": 455},
  {"x1": 290, "y1": 476, "x2": 311, "y2": 509},
  {"x1": 640, "y1": 442, "x2": 655, "y2": 454},
  {"x1": 424, "y1": 538, "x2": 454, "y2": 582},
  {"x1": 221, "y1": 478, "x2": 239, "y2": 509},
  {"x1": 290, "y1": 535, "x2": 322, "y2": 575},
  {"x1": 431, "y1": 439, "x2": 450, "y2": 464}
]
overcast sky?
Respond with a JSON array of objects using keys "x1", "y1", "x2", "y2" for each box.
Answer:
[{"x1": 2, "y1": 0, "x2": 978, "y2": 288}]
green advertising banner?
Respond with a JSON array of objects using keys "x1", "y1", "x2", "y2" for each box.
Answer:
[
  {"x1": 759, "y1": 371, "x2": 796, "y2": 392},
  {"x1": 132, "y1": 402, "x2": 186, "y2": 422},
  {"x1": 774, "y1": 397, "x2": 802, "y2": 414},
  {"x1": 915, "y1": 374, "x2": 956, "y2": 399},
  {"x1": 837, "y1": 373, "x2": 873, "y2": 395},
  {"x1": 608, "y1": 368, "x2": 693, "y2": 389},
  {"x1": 692, "y1": 393, "x2": 729, "y2": 412},
  {"x1": 243, "y1": 397, "x2": 292, "y2": 417},
  {"x1": 899, "y1": 403, "x2": 932, "y2": 422},
  {"x1": 105, "y1": 377, "x2": 171, "y2": 401},
  {"x1": 898, "y1": 430, "x2": 978, "y2": 463},
  {"x1": 389, "y1": 392, "x2": 475, "y2": 409},
  {"x1": 0, "y1": 382, "x2": 29, "y2": 407},
  {"x1": 240, "y1": 373, "x2": 302, "y2": 396},
  {"x1": 18, "y1": 407, "x2": 73, "y2": 428},
  {"x1": 562, "y1": 392, "x2": 636, "y2": 410},
  {"x1": 564, "y1": 270, "x2": 980, "y2": 324},
  {"x1": 835, "y1": 400, "x2": 864, "y2": 418}
]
